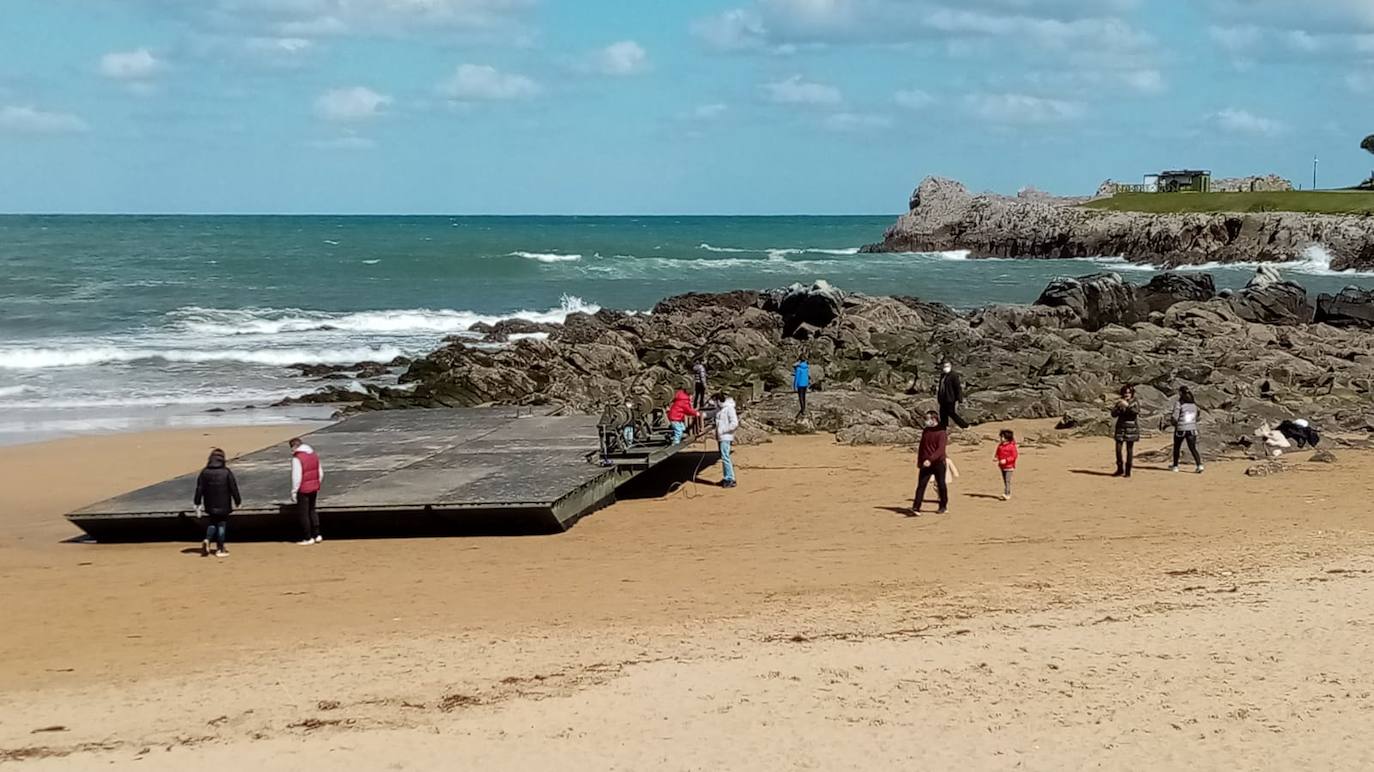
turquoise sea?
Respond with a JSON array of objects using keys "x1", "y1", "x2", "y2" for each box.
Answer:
[{"x1": 2, "y1": 215, "x2": 1372, "y2": 442}]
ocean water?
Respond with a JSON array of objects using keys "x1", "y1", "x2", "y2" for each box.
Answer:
[{"x1": 3, "y1": 215, "x2": 1373, "y2": 443}]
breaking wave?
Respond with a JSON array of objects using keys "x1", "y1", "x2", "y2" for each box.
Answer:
[
  {"x1": 508, "y1": 251, "x2": 583, "y2": 263},
  {"x1": 0, "y1": 346, "x2": 408, "y2": 371},
  {"x1": 169, "y1": 296, "x2": 599, "y2": 337}
]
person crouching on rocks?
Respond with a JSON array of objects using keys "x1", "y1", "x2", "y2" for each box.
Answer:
[
  {"x1": 1111, "y1": 385, "x2": 1140, "y2": 478},
  {"x1": 1169, "y1": 387, "x2": 1204, "y2": 474},
  {"x1": 912, "y1": 410, "x2": 949, "y2": 515},
  {"x1": 714, "y1": 392, "x2": 739, "y2": 489},
  {"x1": 666, "y1": 386, "x2": 700, "y2": 445}
]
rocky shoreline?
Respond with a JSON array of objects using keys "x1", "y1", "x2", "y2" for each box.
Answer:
[
  {"x1": 282, "y1": 272, "x2": 1374, "y2": 467},
  {"x1": 862, "y1": 177, "x2": 1374, "y2": 270}
]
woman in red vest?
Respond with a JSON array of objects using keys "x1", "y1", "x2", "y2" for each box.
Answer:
[{"x1": 289, "y1": 437, "x2": 324, "y2": 545}]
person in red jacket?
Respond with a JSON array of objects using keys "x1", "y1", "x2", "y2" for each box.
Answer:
[
  {"x1": 912, "y1": 410, "x2": 949, "y2": 515},
  {"x1": 995, "y1": 429, "x2": 1018, "y2": 501},
  {"x1": 289, "y1": 437, "x2": 324, "y2": 546},
  {"x1": 666, "y1": 388, "x2": 700, "y2": 445}
]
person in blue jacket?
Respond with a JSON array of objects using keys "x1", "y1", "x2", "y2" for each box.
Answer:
[{"x1": 793, "y1": 357, "x2": 810, "y2": 417}]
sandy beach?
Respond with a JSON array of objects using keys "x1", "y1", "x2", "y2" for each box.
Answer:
[{"x1": 2, "y1": 423, "x2": 1373, "y2": 770}]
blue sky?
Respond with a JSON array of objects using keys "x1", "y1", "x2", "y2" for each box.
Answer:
[{"x1": 1, "y1": 0, "x2": 1371, "y2": 214}]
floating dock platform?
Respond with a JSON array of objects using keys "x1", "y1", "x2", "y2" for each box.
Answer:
[{"x1": 67, "y1": 407, "x2": 693, "y2": 542}]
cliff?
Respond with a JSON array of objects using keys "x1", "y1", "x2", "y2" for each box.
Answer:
[{"x1": 864, "y1": 177, "x2": 1374, "y2": 269}]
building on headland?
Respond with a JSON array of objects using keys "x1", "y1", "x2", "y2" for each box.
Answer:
[{"x1": 1096, "y1": 171, "x2": 1293, "y2": 197}]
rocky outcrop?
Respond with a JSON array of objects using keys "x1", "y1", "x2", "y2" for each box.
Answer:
[
  {"x1": 865, "y1": 177, "x2": 1374, "y2": 270},
  {"x1": 323, "y1": 270, "x2": 1374, "y2": 464},
  {"x1": 1315, "y1": 286, "x2": 1374, "y2": 328}
]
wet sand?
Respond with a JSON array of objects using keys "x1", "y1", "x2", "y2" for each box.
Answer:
[{"x1": 2, "y1": 423, "x2": 1372, "y2": 769}]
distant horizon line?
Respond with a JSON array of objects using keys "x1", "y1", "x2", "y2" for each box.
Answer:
[{"x1": 0, "y1": 211, "x2": 901, "y2": 218}]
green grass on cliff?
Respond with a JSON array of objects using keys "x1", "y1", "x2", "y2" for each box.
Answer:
[{"x1": 1082, "y1": 190, "x2": 1374, "y2": 215}]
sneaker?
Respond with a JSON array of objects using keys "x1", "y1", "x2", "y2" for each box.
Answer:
[
  {"x1": 1002, "y1": 494, "x2": 1011, "y2": 501},
  {"x1": 215, "y1": 550, "x2": 228, "y2": 558},
  {"x1": 201, "y1": 540, "x2": 210, "y2": 557},
  {"x1": 1195, "y1": 465, "x2": 1205, "y2": 474},
  {"x1": 295, "y1": 539, "x2": 315, "y2": 546},
  {"x1": 1168, "y1": 465, "x2": 1179, "y2": 472},
  {"x1": 314, "y1": 535, "x2": 324, "y2": 543},
  {"x1": 936, "y1": 508, "x2": 948, "y2": 515}
]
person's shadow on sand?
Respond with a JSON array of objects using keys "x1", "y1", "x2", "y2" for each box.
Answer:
[
  {"x1": 874, "y1": 506, "x2": 918, "y2": 518},
  {"x1": 1069, "y1": 466, "x2": 1170, "y2": 477},
  {"x1": 964, "y1": 493, "x2": 1004, "y2": 501}
]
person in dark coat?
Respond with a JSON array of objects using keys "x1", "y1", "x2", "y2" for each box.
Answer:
[
  {"x1": 937, "y1": 361, "x2": 969, "y2": 429},
  {"x1": 194, "y1": 448, "x2": 241, "y2": 557},
  {"x1": 1276, "y1": 419, "x2": 1320, "y2": 448},
  {"x1": 1111, "y1": 385, "x2": 1141, "y2": 478},
  {"x1": 912, "y1": 410, "x2": 949, "y2": 515}
]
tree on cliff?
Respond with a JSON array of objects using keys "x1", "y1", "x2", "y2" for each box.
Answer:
[{"x1": 1363, "y1": 134, "x2": 1374, "y2": 156}]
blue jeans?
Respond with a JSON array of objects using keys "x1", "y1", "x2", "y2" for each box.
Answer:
[
  {"x1": 720, "y1": 440, "x2": 735, "y2": 482},
  {"x1": 671, "y1": 420, "x2": 686, "y2": 444},
  {"x1": 206, "y1": 521, "x2": 226, "y2": 551}
]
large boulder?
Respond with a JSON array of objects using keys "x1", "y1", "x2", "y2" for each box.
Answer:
[
  {"x1": 763, "y1": 280, "x2": 847, "y2": 339},
  {"x1": 1033, "y1": 272, "x2": 1141, "y2": 331},
  {"x1": 1229, "y1": 281, "x2": 1313, "y2": 326},
  {"x1": 1315, "y1": 286, "x2": 1374, "y2": 328},
  {"x1": 651, "y1": 290, "x2": 761, "y2": 316},
  {"x1": 1139, "y1": 272, "x2": 1216, "y2": 313}
]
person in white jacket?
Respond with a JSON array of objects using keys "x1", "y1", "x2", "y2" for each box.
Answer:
[{"x1": 713, "y1": 392, "x2": 739, "y2": 489}]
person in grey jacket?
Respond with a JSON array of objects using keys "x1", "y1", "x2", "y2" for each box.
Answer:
[{"x1": 1169, "y1": 386, "x2": 1204, "y2": 473}]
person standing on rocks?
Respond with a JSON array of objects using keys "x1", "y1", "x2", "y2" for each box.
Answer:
[
  {"x1": 1169, "y1": 387, "x2": 1204, "y2": 474},
  {"x1": 912, "y1": 410, "x2": 949, "y2": 515},
  {"x1": 714, "y1": 391, "x2": 739, "y2": 489},
  {"x1": 666, "y1": 387, "x2": 700, "y2": 445},
  {"x1": 289, "y1": 437, "x2": 324, "y2": 545},
  {"x1": 691, "y1": 361, "x2": 708, "y2": 410},
  {"x1": 937, "y1": 361, "x2": 969, "y2": 429},
  {"x1": 193, "y1": 448, "x2": 241, "y2": 557},
  {"x1": 793, "y1": 357, "x2": 810, "y2": 418},
  {"x1": 1111, "y1": 385, "x2": 1140, "y2": 478}
]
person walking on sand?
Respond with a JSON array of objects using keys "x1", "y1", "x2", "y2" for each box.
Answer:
[
  {"x1": 692, "y1": 361, "x2": 708, "y2": 410},
  {"x1": 194, "y1": 448, "x2": 241, "y2": 557},
  {"x1": 912, "y1": 410, "x2": 949, "y2": 515},
  {"x1": 289, "y1": 437, "x2": 324, "y2": 545},
  {"x1": 937, "y1": 361, "x2": 969, "y2": 429},
  {"x1": 666, "y1": 387, "x2": 700, "y2": 445},
  {"x1": 1111, "y1": 385, "x2": 1140, "y2": 478},
  {"x1": 793, "y1": 357, "x2": 811, "y2": 418},
  {"x1": 714, "y1": 391, "x2": 739, "y2": 489},
  {"x1": 995, "y1": 429, "x2": 1018, "y2": 501},
  {"x1": 1169, "y1": 386, "x2": 1204, "y2": 473}
]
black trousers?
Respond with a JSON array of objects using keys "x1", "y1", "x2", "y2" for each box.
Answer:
[
  {"x1": 693, "y1": 382, "x2": 707, "y2": 410},
  {"x1": 938, "y1": 401, "x2": 968, "y2": 429},
  {"x1": 1115, "y1": 440, "x2": 1135, "y2": 475},
  {"x1": 1172, "y1": 431, "x2": 1201, "y2": 467},
  {"x1": 913, "y1": 460, "x2": 948, "y2": 510},
  {"x1": 797, "y1": 386, "x2": 808, "y2": 415},
  {"x1": 297, "y1": 491, "x2": 320, "y2": 540}
]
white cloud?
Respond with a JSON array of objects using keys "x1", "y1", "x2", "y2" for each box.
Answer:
[
  {"x1": 894, "y1": 88, "x2": 934, "y2": 110},
  {"x1": 0, "y1": 105, "x2": 88, "y2": 135},
  {"x1": 1122, "y1": 68, "x2": 1165, "y2": 93},
  {"x1": 763, "y1": 75, "x2": 843, "y2": 106},
  {"x1": 1213, "y1": 108, "x2": 1286, "y2": 137},
  {"x1": 965, "y1": 93, "x2": 1086, "y2": 123},
  {"x1": 245, "y1": 36, "x2": 313, "y2": 59},
  {"x1": 592, "y1": 41, "x2": 649, "y2": 76},
  {"x1": 99, "y1": 48, "x2": 162, "y2": 80},
  {"x1": 693, "y1": 8, "x2": 771, "y2": 51},
  {"x1": 692, "y1": 103, "x2": 729, "y2": 120},
  {"x1": 439, "y1": 64, "x2": 541, "y2": 101},
  {"x1": 314, "y1": 86, "x2": 391, "y2": 122},
  {"x1": 179, "y1": 0, "x2": 535, "y2": 38},
  {"x1": 823, "y1": 112, "x2": 894, "y2": 132}
]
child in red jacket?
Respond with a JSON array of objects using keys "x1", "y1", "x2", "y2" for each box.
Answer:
[
  {"x1": 995, "y1": 429, "x2": 1018, "y2": 501},
  {"x1": 666, "y1": 388, "x2": 700, "y2": 445}
]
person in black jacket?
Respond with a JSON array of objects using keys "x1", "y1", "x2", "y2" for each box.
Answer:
[
  {"x1": 936, "y1": 361, "x2": 969, "y2": 429},
  {"x1": 194, "y1": 448, "x2": 241, "y2": 557},
  {"x1": 1111, "y1": 385, "x2": 1141, "y2": 478}
]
